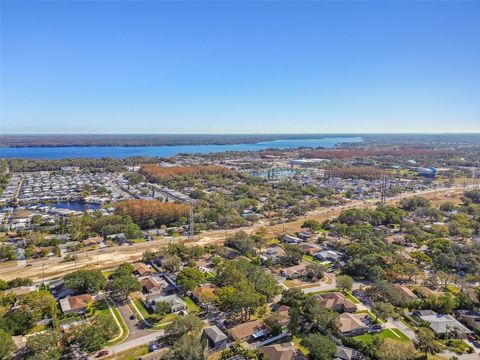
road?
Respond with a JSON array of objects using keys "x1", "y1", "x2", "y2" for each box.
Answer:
[
  {"x1": 0, "y1": 185, "x2": 471, "y2": 282},
  {"x1": 92, "y1": 300, "x2": 164, "y2": 359}
]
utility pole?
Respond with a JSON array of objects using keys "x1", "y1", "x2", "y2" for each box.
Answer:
[
  {"x1": 42, "y1": 264, "x2": 45, "y2": 285},
  {"x1": 380, "y1": 173, "x2": 388, "y2": 205},
  {"x1": 189, "y1": 202, "x2": 194, "y2": 241}
]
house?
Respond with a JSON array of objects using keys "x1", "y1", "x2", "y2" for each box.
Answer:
[
  {"x1": 280, "y1": 264, "x2": 307, "y2": 279},
  {"x1": 296, "y1": 231, "x2": 313, "y2": 240},
  {"x1": 414, "y1": 286, "x2": 443, "y2": 298},
  {"x1": 204, "y1": 325, "x2": 228, "y2": 349},
  {"x1": 229, "y1": 320, "x2": 269, "y2": 342},
  {"x1": 259, "y1": 343, "x2": 299, "y2": 360},
  {"x1": 419, "y1": 314, "x2": 472, "y2": 338},
  {"x1": 335, "y1": 346, "x2": 365, "y2": 360},
  {"x1": 59, "y1": 294, "x2": 93, "y2": 315},
  {"x1": 134, "y1": 263, "x2": 152, "y2": 277},
  {"x1": 318, "y1": 292, "x2": 358, "y2": 313},
  {"x1": 145, "y1": 294, "x2": 186, "y2": 313},
  {"x1": 261, "y1": 246, "x2": 286, "y2": 262},
  {"x1": 314, "y1": 250, "x2": 342, "y2": 262},
  {"x1": 297, "y1": 243, "x2": 321, "y2": 255},
  {"x1": 139, "y1": 276, "x2": 165, "y2": 293},
  {"x1": 280, "y1": 234, "x2": 303, "y2": 244},
  {"x1": 192, "y1": 284, "x2": 217, "y2": 304},
  {"x1": 339, "y1": 313, "x2": 369, "y2": 337},
  {"x1": 456, "y1": 310, "x2": 480, "y2": 330},
  {"x1": 83, "y1": 236, "x2": 103, "y2": 247},
  {"x1": 394, "y1": 285, "x2": 418, "y2": 300}
]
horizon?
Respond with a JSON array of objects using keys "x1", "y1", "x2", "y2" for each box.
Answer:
[{"x1": 2, "y1": 1, "x2": 480, "y2": 134}]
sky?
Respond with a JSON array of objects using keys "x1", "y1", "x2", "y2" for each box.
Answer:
[{"x1": 1, "y1": 1, "x2": 479, "y2": 134}]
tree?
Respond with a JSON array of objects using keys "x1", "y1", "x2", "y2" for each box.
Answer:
[
  {"x1": 164, "y1": 314, "x2": 203, "y2": 343},
  {"x1": 302, "y1": 220, "x2": 322, "y2": 232},
  {"x1": 288, "y1": 306, "x2": 300, "y2": 336},
  {"x1": 377, "y1": 338, "x2": 417, "y2": 360},
  {"x1": 0, "y1": 329, "x2": 16, "y2": 360},
  {"x1": 70, "y1": 313, "x2": 117, "y2": 353},
  {"x1": 302, "y1": 333, "x2": 336, "y2": 360},
  {"x1": 162, "y1": 255, "x2": 182, "y2": 273},
  {"x1": 306, "y1": 263, "x2": 324, "y2": 281},
  {"x1": 142, "y1": 250, "x2": 157, "y2": 263},
  {"x1": 177, "y1": 267, "x2": 206, "y2": 291},
  {"x1": 166, "y1": 334, "x2": 204, "y2": 360},
  {"x1": 217, "y1": 281, "x2": 266, "y2": 321},
  {"x1": 264, "y1": 311, "x2": 283, "y2": 336},
  {"x1": 0, "y1": 245, "x2": 16, "y2": 261},
  {"x1": 25, "y1": 331, "x2": 60, "y2": 360},
  {"x1": 154, "y1": 301, "x2": 172, "y2": 316},
  {"x1": 281, "y1": 288, "x2": 306, "y2": 309},
  {"x1": 336, "y1": 275, "x2": 353, "y2": 292},
  {"x1": 303, "y1": 297, "x2": 339, "y2": 334},
  {"x1": 111, "y1": 262, "x2": 134, "y2": 278},
  {"x1": 64, "y1": 269, "x2": 106, "y2": 294},
  {"x1": 18, "y1": 290, "x2": 57, "y2": 322},
  {"x1": 105, "y1": 275, "x2": 141, "y2": 300},
  {"x1": 3, "y1": 308, "x2": 35, "y2": 335},
  {"x1": 373, "y1": 302, "x2": 397, "y2": 320},
  {"x1": 415, "y1": 327, "x2": 441, "y2": 356},
  {"x1": 280, "y1": 245, "x2": 303, "y2": 266}
]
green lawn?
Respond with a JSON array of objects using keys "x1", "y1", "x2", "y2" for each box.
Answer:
[
  {"x1": 133, "y1": 299, "x2": 151, "y2": 319},
  {"x1": 445, "y1": 284, "x2": 460, "y2": 295},
  {"x1": 104, "y1": 345, "x2": 149, "y2": 360},
  {"x1": 303, "y1": 254, "x2": 318, "y2": 263},
  {"x1": 293, "y1": 336, "x2": 309, "y2": 355},
  {"x1": 184, "y1": 296, "x2": 200, "y2": 313},
  {"x1": 344, "y1": 292, "x2": 361, "y2": 304},
  {"x1": 153, "y1": 313, "x2": 178, "y2": 329},
  {"x1": 354, "y1": 328, "x2": 410, "y2": 343},
  {"x1": 107, "y1": 305, "x2": 129, "y2": 345}
]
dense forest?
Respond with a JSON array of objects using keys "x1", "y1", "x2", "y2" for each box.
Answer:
[
  {"x1": 114, "y1": 199, "x2": 189, "y2": 228},
  {"x1": 141, "y1": 164, "x2": 230, "y2": 181}
]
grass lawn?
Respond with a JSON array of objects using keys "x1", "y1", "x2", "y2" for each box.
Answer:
[
  {"x1": 267, "y1": 238, "x2": 280, "y2": 245},
  {"x1": 108, "y1": 305, "x2": 129, "y2": 345},
  {"x1": 355, "y1": 328, "x2": 410, "y2": 343},
  {"x1": 184, "y1": 297, "x2": 200, "y2": 313},
  {"x1": 26, "y1": 323, "x2": 49, "y2": 335},
  {"x1": 344, "y1": 292, "x2": 361, "y2": 304},
  {"x1": 104, "y1": 345, "x2": 149, "y2": 360},
  {"x1": 303, "y1": 254, "x2": 318, "y2": 263},
  {"x1": 153, "y1": 313, "x2": 178, "y2": 329},
  {"x1": 293, "y1": 336, "x2": 309, "y2": 355},
  {"x1": 133, "y1": 299, "x2": 151, "y2": 319},
  {"x1": 439, "y1": 339, "x2": 473, "y2": 354},
  {"x1": 102, "y1": 270, "x2": 114, "y2": 279},
  {"x1": 445, "y1": 284, "x2": 460, "y2": 295}
]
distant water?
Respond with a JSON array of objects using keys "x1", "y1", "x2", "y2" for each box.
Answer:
[
  {"x1": 33, "y1": 202, "x2": 101, "y2": 211},
  {"x1": 0, "y1": 137, "x2": 362, "y2": 159}
]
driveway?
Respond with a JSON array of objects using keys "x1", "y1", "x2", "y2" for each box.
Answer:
[{"x1": 384, "y1": 317, "x2": 417, "y2": 341}]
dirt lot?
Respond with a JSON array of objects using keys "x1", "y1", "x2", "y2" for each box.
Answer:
[{"x1": 0, "y1": 186, "x2": 470, "y2": 282}]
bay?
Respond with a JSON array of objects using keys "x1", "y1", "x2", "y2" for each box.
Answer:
[{"x1": 0, "y1": 137, "x2": 362, "y2": 159}]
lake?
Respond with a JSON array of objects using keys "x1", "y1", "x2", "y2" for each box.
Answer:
[{"x1": 0, "y1": 137, "x2": 362, "y2": 159}]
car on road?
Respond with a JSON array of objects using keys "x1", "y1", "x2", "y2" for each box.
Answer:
[{"x1": 130, "y1": 314, "x2": 136, "y2": 320}]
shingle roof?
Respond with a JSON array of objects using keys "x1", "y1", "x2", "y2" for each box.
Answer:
[{"x1": 204, "y1": 325, "x2": 228, "y2": 343}]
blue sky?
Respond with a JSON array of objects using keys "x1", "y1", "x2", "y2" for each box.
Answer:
[{"x1": 1, "y1": 1, "x2": 479, "y2": 134}]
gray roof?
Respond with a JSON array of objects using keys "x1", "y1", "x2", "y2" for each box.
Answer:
[
  {"x1": 419, "y1": 314, "x2": 472, "y2": 335},
  {"x1": 204, "y1": 325, "x2": 228, "y2": 343}
]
